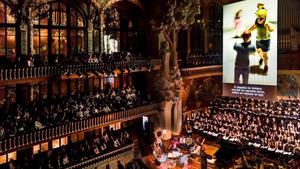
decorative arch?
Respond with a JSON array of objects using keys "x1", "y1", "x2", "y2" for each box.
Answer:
[
  {"x1": 104, "y1": 0, "x2": 144, "y2": 11},
  {"x1": 32, "y1": 0, "x2": 88, "y2": 64}
]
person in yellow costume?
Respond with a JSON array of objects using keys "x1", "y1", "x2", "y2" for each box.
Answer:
[{"x1": 247, "y1": 3, "x2": 274, "y2": 72}]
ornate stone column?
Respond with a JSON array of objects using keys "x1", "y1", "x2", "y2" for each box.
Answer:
[
  {"x1": 29, "y1": 22, "x2": 34, "y2": 55},
  {"x1": 29, "y1": 84, "x2": 34, "y2": 101},
  {"x1": 88, "y1": 22, "x2": 94, "y2": 56},
  {"x1": 204, "y1": 28, "x2": 208, "y2": 54},
  {"x1": 20, "y1": 24, "x2": 28, "y2": 56},
  {"x1": 187, "y1": 27, "x2": 191, "y2": 64},
  {"x1": 28, "y1": 7, "x2": 34, "y2": 55},
  {"x1": 100, "y1": 11, "x2": 105, "y2": 54}
]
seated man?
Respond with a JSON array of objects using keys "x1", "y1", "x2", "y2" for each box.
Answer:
[
  {"x1": 153, "y1": 142, "x2": 167, "y2": 164},
  {"x1": 186, "y1": 136, "x2": 193, "y2": 146}
]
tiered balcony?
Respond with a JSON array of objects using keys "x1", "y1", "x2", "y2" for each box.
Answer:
[
  {"x1": 0, "y1": 103, "x2": 162, "y2": 154},
  {"x1": 180, "y1": 53, "x2": 222, "y2": 79},
  {"x1": 0, "y1": 59, "x2": 162, "y2": 81},
  {"x1": 66, "y1": 143, "x2": 134, "y2": 169}
]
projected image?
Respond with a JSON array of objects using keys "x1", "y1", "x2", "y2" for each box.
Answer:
[{"x1": 223, "y1": 0, "x2": 277, "y2": 86}]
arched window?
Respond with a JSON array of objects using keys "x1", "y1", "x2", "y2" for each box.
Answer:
[
  {"x1": 102, "y1": 7, "x2": 145, "y2": 56},
  {"x1": 33, "y1": 1, "x2": 86, "y2": 64},
  {"x1": 103, "y1": 7, "x2": 120, "y2": 54},
  {"x1": 0, "y1": 0, "x2": 16, "y2": 65},
  {"x1": 93, "y1": 10, "x2": 101, "y2": 54}
]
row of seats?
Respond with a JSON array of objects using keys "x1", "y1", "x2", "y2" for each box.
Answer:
[{"x1": 2, "y1": 129, "x2": 132, "y2": 169}]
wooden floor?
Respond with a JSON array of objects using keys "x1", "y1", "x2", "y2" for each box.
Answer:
[{"x1": 141, "y1": 143, "x2": 219, "y2": 169}]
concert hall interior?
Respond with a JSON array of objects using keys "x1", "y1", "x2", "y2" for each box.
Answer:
[{"x1": 0, "y1": 0, "x2": 299, "y2": 168}]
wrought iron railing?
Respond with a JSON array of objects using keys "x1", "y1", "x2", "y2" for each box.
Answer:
[
  {"x1": 182, "y1": 54, "x2": 222, "y2": 68},
  {"x1": 0, "y1": 59, "x2": 162, "y2": 80}
]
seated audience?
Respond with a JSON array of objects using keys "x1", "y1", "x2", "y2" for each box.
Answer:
[
  {"x1": 184, "y1": 96, "x2": 300, "y2": 163},
  {"x1": 1, "y1": 129, "x2": 131, "y2": 168},
  {"x1": 0, "y1": 86, "x2": 145, "y2": 140}
]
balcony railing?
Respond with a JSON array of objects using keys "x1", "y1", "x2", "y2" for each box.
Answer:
[
  {"x1": 0, "y1": 59, "x2": 162, "y2": 81},
  {"x1": 181, "y1": 65, "x2": 222, "y2": 77},
  {"x1": 0, "y1": 103, "x2": 162, "y2": 154},
  {"x1": 66, "y1": 143, "x2": 134, "y2": 169},
  {"x1": 182, "y1": 54, "x2": 222, "y2": 68}
]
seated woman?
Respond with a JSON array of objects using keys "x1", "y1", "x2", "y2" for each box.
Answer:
[
  {"x1": 93, "y1": 144, "x2": 100, "y2": 155},
  {"x1": 261, "y1": 137, "x2": 268, "y2": 150},
  {"x1": 169, "y1": 138, "x2": 180, "y2": 152},
  {"x1": 268, "y1": 138, "x2": 276, "y2": 151},
  {"x1": 275, "y1": 139, "x2": 284, "y2": 153},
  {"x1": 179, "y1": 135, "x2": 186, "y2": 146},
  {"x1": 190, "y1": 142, "x2": 201, "y2": 158}
]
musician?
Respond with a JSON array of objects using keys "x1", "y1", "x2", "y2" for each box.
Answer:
[
  {"x1": 179, "y1": 135, "x2": 187, "y2": 147},
  {"x1": 169, "y1": 138, "x2": 180, "y2": 152},
  {"x1": 190, "y1": 142, "x2": 201, "y2": 158},
  {"x1": 155, "y1": 137, "x2": 163, "y2": 149}
]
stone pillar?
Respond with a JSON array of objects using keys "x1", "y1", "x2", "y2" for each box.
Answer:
[
  {"x1": 162, "y1": 53, "x2": 171, "y2": 76},
  {"x1": 20, "y1": 24, "x2": 28, "y2": 56},
  {"x1": 161, "y1": 101, "x2": 173, "y2": 140},
  {"x1": 100, "y1": 28, "x2": 104, "y2": 54},
  {"x1": 29, "y1": 22, "x2": 34, "y2": 55},
  {"x1": 172, "y1": 99, "x2": 182, "y2": 135},
  {"x1": 100, "y1": 75, "x2": 104, "y2": 90},
  {"x1": 187, "y1": 28, "x2": 191, "y2": 64},
  {"x1": 202, "y1": 2, "x2": 209, "y2": 54},
  {"x1": 100, "y1": 12, "x2": 105, "y2": 54},
  {"x1": 88, "y1": 23, "x2": 93, "y2": 56},
  {"x1": 29, "y1": 84, "x2": 34, "y2": 101},
  {"x1": 27, "y1": 7, "x2": 34, "y2": 55},
  {"x1": 160, "y1": 99, "x2": 182, "y2": 139},
  {"x1": 117, "y1": 32, "x2": 120, "y2": 52},
  {"x1": 204, "y1": 28, "x2": 208, "y2": 54}
]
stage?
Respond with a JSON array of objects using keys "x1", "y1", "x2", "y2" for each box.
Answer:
[{"x1": 141, "y1": 144, "x2": 219, "y2": 169}]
